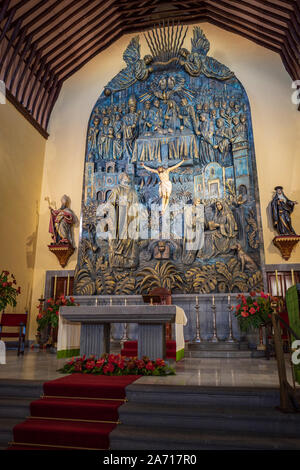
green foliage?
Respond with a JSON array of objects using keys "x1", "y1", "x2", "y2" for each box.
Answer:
[
  {"x1": 234, "y1": 291, "x2": 273, "y2": 332},
  {"x1": 0, "y1": 270, "x2": 21, "y2": 311},
  {"x1": 37, "y1": 295, "x2": 77, "y2": 330}
]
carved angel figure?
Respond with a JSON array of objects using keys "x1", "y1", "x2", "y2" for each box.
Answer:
[
  {"x1": 104, "y1": 37, "x2": 152, "y2": 94},
  {"x1": 179, "y1": 27, "x2": 234, "y2": 81}
]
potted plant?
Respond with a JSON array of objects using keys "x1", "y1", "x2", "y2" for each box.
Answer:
[
  {"x1": 0, "y1": 270, "x2": 21, "y2": 312},
  {"x1": 234, "y1": 291, "x2": 276, "y2": 349},
  {"x1": 37, "y1": 295, "x2": 77, "y2": 347}
]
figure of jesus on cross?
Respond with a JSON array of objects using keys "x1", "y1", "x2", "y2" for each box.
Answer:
[{"x1": 141, "y1": 160, "x2": 184, "y2": 214}]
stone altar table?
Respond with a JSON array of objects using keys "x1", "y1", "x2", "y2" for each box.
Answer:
[{"x1": 59, "y1": 305, "x2": 187, "y2": 360}]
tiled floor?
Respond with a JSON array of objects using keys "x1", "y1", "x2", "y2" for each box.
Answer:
[{"x1": 0, "y1": 349, "x2": 298, "y2": 388}]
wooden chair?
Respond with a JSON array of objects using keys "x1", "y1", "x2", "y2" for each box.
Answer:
[{"x1": 0, "y1": 313, "x2": 28, "y2": 356}]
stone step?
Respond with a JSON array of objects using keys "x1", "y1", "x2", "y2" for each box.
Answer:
[
  {"x1": 0, "y1": 418, "x2": 21, "y2": 448},
  {"x1": 185, "y1": 349, "x2": 263, "y2": 358},
  {"x1": 0, "y1": 379, "x2": 43, "y2": 399},
  {"x1": 187, "y1": 341, "x2": 246, "y2": 351},
  {"x1": 0, "y1": 398, "x2": 32, "y2": 419},
  {"x1": 125, "y1": 384, "x2": 280, "y2": 407},
  {"x1": 110, "y1": 425, "x2": 300, "y2": 450},
  {"x1": 118, "y1": 402, "x2": 300, "y2": 436}
]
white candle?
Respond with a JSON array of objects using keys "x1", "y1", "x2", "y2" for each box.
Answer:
[
  {"x1": 212, "y1": 295, "x2": 215, "y2": 306},
  {"x1": 196, "y1": 296, "x2": 199, "y2": 306},
  {"x1": 110, "y1": 297, "x2": 112, "y2": 306},
  {"x1": 291, "y1": 269, "x2": 295, "y2": 285},
  {"x1": 95, "y1": 298, "x2": 98, "y2": 306},
  {"x1": 67, "y1": 274, "x2": 70, "y2": 296},
  {"x1": 275, "y1": 270, "x2": 279, "y2": 296},
  {"x1": 125, "y1": 298, "x2": 127, "y2": 306},
  {"x1": 53, "y1": 275, "x2": 57, "y2": 299},
  {"x1": 228, "y1": 295, "x2": 230, "y2": 304}
]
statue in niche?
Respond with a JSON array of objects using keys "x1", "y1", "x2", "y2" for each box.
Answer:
[
  {"x1": 107, "y1": 173, "x2": 140, "y2": 269},
  {"x1": 201, "y1": 200, "x2": 238, "y2": 259},
  {"x1": 47, "y1": 195, "x2": 76, "y2": 247},
  {"x1": 271, "y1": 186, "x2": 298, "y2": 235},
  {"x1": 104, "y1": 37, "x2": 152, "y2": 94},
  {"x1": 179, "y1": 27, "x2": 234, "y2": 80},
  {"x1": 141, "y1": 160, "x2": 184, "y2": 214}
]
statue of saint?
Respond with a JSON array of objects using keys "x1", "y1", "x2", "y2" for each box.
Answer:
[
  {"x1": 271, "y1": 186, "x2": 298, "y2": 235},
  {"x1": 141, "y1": 160, "x2": 184, "y2": 214},
  {"x1": 201, "y1": 200, "x2": 238, "y2": 259},
  {"x1": 48, "y1": 195, "x2": 76, "y2": 247},
  {"x1": 106, "y1": 173, "x2": 140, "y2": 269}
]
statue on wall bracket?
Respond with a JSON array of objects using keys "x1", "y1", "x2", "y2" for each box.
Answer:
[
  {"x1": 74, "y1": 23, "x2": 265, "y2": 295},
  {"x1": 46, "y1": 195, "x2": 77, "y2": 268},
  {"x1": 271, "y1": 186, "x2": 300, "y2": 260}
]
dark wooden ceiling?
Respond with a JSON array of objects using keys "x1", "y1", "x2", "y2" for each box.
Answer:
[{"x1": 0, "y1": 0, "x2": 299, "y2": 137}]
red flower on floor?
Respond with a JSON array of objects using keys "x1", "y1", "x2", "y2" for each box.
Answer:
[
  {"x1": 58, "y1": 353, "x2": 176, "y2": 376},
  {"x1": 146, "y1": 361, "x2": 155, "y2": 371}
]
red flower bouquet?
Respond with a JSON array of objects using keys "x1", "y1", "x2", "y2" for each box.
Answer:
[
  {"x1": 37, "y1": 295, "x2": 77, "y2": 331},
  {"x1": 0, "y1": 270, "x2": 21, "y2": 311},
  {"x1": 234, "y1": 291, "x2": 275, "y2": 332},
  {"x1": 58, "y1": 353, "x2": 176, "y2": 376}
]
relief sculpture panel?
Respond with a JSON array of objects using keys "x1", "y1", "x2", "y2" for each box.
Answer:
[{"x1": 75, "y1": 25, "x2": 264, "y2": 295}]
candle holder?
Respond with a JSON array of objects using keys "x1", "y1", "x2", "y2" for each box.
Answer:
[
  {"x1": 109, "y1": 299, "x2": 115, "y2": 342},
  {"x1": 120, "y1": 323, "x2": 129, "y2": 347},
  {"x1": 193, "y1": 300, "x2": 202, "y2": 343},
  {"x1": 226, "y1": 303, "x2": 236, "y2": 343},
  {"x1": 211, "y1": 303, "x2": 219, "y2": 342}
]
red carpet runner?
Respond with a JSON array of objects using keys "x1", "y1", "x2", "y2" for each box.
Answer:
[{"x1": 8, "y1": 374, "x2": 140, "y2": 450}]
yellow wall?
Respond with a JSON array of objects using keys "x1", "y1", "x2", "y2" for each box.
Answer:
[
  {"x1": 29, "y1": 23, "x2": 300, "y2": 339},
  {"x1": 0, "y1": 100, "x2": 46, "y2": 330}
]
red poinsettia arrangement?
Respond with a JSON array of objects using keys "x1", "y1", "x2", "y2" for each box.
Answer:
[
  {"x1": 58, "y1": 353, "x2": 175, "y2": 376},
  {"x1": 0, "y1": 270, "x2": 21, "y2": 312},
  {"x1": 234, "y1": 291, "x2": 275, "y2": 332},
  {"x1": 37, "y1": 295, "x2": 77, "y2": 331}
]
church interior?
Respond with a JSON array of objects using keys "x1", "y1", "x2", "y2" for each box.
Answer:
[{"x1": 0, "y1": 0, "x2": 300, "y2": 453}]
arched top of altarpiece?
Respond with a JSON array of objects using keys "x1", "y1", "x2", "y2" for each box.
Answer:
[{"x1": 75, "y1": 25, "x2": 264, "y2": 296}]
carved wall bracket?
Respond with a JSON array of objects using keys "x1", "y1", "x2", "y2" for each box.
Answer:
[
  {"x1": 272, "y1": 235, "x2": 300, "y2": 261},
  {"x1": 48, "y1": 243, "x2": 75, "y2": 268}
]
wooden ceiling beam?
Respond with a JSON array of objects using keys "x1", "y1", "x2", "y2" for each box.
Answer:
[
  {"x1": 10, "y1": 39, "x2": 36, "y2": 99},
  {"x1": 0, "y1": 0, "x2": 10, "y2": 24},
  {"x1": 59, "y1": 25, "x2": 125, "y2": 81},
  {"x1": 48, "y1": 12, "x2": 122, "y2": 73},
  {"x1": 20, "y1": 49, "x2": 42, "y2": 104},
  {"x1": 0, "y1": 5, "x2": 16, "y2": 43},
  {"x1": 38, "y1": 0, "x2": 117, "y2": 61},
  {"x1": 7, "y1": 0, "x2": 51, "y2": 32},
  {"x1": 20, "y1": 0, "x2": 90, "y2": 43},
  {"x1": 0, "y1": 17, "x2": 22, "y2": 74}
]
